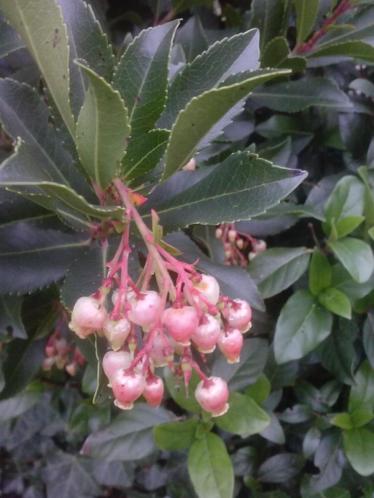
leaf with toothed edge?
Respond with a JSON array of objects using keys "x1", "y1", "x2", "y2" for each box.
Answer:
[
  {"x1": 113, "y1": 21, "x2": 179, "y2": 136},
  {"x1": 151, "y1": 152, "x2": 306, "y2": 228},
  {"x1": 163, "y1": 68, "x2": 291, "y2": 179},
  {"x1": 159, "y1": 28, "x2": 260, "y2": 129},
  {"x1": 0, "y1": 78, "x2": 90, "y2": 196},
  {"x1": 0, "y1": 140, "x2": 123, "y2": 222},
  {"x1": 56, "y1": 0, "x2": 114, "y2": 117},
  {"x1": 0, "y1": 0, "x2": 75, "y2": 137},
  {"x1": 75, "y1": 62, "x2": 131, "y2": 188}
]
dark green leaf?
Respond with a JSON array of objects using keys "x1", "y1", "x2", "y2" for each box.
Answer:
[
  {"x1": 0, "y1": 219, "x2": 89, "y2": 294},
  {"x1": 163, "y1": 69, "x2": 290, "y2": 178},
  {"x1": 0, "y1": 295, "x2": 26, "y2": 339},
  {"x1": 349, "y1": 361, "x2": 374, "y2": 412},
  {"x1": 251, "y1": 78, "x2": 352, "y2": 112},
  {"x1": 328, "y1": 237, "x2": 374, "y2": 283},
  {"x1": 156, "y1": 153, "x2": 306, "y2": 227},
  {"x1": 0, "y1": 391, "x2": 41, "y2": 422},
  {"x1": 215, "y1": 392, "x2": 270, "y2": 436},
  {"x1": 76, "y1": 63, "x2": 130, "y2": 188},
  {"x1": 122, "y1": 129, "x2": 169, "y2": 182},
  {"x1": 82, "y1": 404, "x2": 172, "y2": 461},
  {"x1": 309, "y1": 250, "x2": 332, "y2": 296},
  {"x1": 261, "y1": 36, "x2": 306, "y2": 71},
  {"x1": 159, "y1": 29, "x2": 260, "y2": 129},
  {"x1": 212, "y1": 338, "x2": 268, "y2": 390},
  {"x1": 113, "y1": 21, "x2": 179, "y2": 135},
  {"x1": 0, "y1": 15, "x2": 23, "y2": 57},
  {"x1": 153, "y1": 419, "x2": 199, "y2": 451},
  {"x1": 294, "y1": 0, "x2": 319, "y2": 43},
  {"x1": 318, "y1": 288, "x2": 352, "y2": 319},
  {"x1": 364, "y1": 312, "x2": 374, "y2": 368},
  {"x1": 309, "y1": 40, "x2": 374, "y2": 63},
  {"x1": 258, "y1": 453, "x2": 303, "y2": 483},
  {"x1": 188, "y1": 432, "x2": 234, "y2": 498},
  {"x1": 274, "y1": 290, "x2": 333, "y2": 364},
  {"x1": 164, "y1": 368, "x2": 201, "y2": 413},
  {"x1": 176, "y1": 16, "x2": 208, "y2": 62},
  {"x1": 245, "y1": 374, "x2": 271, "y2": 404},
  {"x1": 343, "y1": 428, "x2": 374, "y2": 476},
  {"x1": 250, "y1": 0, "x2": 290, "y2": 50},
  {"x1": 1, "y1": 338, "x2": 45, "y2": 398},
  {"x1": 260, "y1": 413, "x2": 286, "y2": 444},
  {"x1": 0, "y1": 0, "x2": 75, "y2": 136},
  {"x1": 309, "y1": 432, "x2": 344, "y2": 492},
  {"x1": 57, "y1": 0, "x2": 114, "y2": 117},
  {"x1": 249, "y1": 247, "x2": 310, "y2": 299}
]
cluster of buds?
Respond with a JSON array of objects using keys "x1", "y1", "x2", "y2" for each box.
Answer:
[
  {"x1": 68, "y1": 180, "x2": 253, "y2": 417},
  {"x1": 43, "y1": 330, "x2": 85, "y2": 376},
  {"x1": 215, "y1": 223, "x2": 266, "y2": 267}
]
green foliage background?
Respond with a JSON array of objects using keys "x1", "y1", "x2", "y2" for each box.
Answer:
[{"x1": 0, "y1": 1, "x2": 374, "y2": 497}]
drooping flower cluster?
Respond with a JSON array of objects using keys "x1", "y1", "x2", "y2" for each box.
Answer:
[
  {"x1": 215, "y1": 223, "x2": 266, "y2": 267},
  {"x1": 68, "y1": 180, "x2": 253, "y2": 417}
]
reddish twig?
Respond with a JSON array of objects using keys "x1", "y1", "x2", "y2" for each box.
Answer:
[{"x1": 295, "y1": 0, "x2": 353, "y2": 54}]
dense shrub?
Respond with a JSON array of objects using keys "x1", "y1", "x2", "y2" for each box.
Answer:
[{"x1": 1, "y1": 1, "x2": 374, "y2": 497}]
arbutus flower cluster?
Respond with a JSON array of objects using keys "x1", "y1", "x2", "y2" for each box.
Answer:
[{"x1": 68, "y1": 180, "x2": 253, "y2": 417}]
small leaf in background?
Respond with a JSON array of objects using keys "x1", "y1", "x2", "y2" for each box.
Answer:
[
  {"x1": 250, "y1": 0, "x2": 289, "y2": 50},
  {"x1": 113, "y1": 21, "x2": 179, "y2": 135},
  {"x1": 215, "y1": 392, "x2": 270, "y2": 437},
  {"x1": 0, "y1": 0, "x2": 75, "y2": 136},
  {"x1": 257, "y1": 453, "x2": 304, "y2": 483},
  {"x1": 0, "y1": 391, "x2": 41, "y2": 422},
  {"x1": 188, "y1": 431, "x2": 234, "y2": 498},
  {"x1": 153, "y1": 419, "x2": 199, "y2": 451},
  {"x1": 76, "y1": 63, "x2": 130, "y2": 188},
  {"x1": 163, "y1": 69, "x2": 291, "y2": 178},
  {"x1": 261, "y1": 36, "x2": 306, "y2": 71},
  {"x1": 164, "y1": 368, "x2": 201, "y2": 413},
  {"x1": 0, "y1": 295, "x2": 26, "y2": 339},
  {"x1": 343, "y1": 428, "x2": 374, "y2": 476},
  {"x1": 157, "y1": 152, "x2": 306, "y2": 227},
  {"x1": 294, "y1": 0, "x2": 320, "y2": 44},
  {"x1": 249, "y1": 247, "x2": 310, "y2": 299},
  {"x1": 0, "y1": 15, "x2": 24, "y2": 58},
  {"x1": 328, "y1": 237, "x2": 374, "y2": 283},
  {"x1": 212, "y1": 338, "x2": 268, "y2": 391},
  {"x1": 349, "y1": 361, "x2": 374, "y2": 413},
  {"x1": 274, "y1": 290, "x2": 333, "y2": 364},
  {"x1": 82, "y1": 404, "x2": 172, "y2": 461},
  {"x1": 245, "y1": 374, "x2": 271, "y2": 404},
  {"x1": 318, "y1": 288, "x2": 352, "y2": 319},
  {"x1": 251, "y1": 78, "x2": 353, "y2": 113},
  {"x1": 363, "y1": 312, "x2": 374, "y2": 368},
  {"x1": 309, "y1": 250, "x2": 332, "y2": 296}
]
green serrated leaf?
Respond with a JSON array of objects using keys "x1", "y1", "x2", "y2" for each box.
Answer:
[
  {"x1": 294, "y1": 0, "x2": 319, "y2": 43},
  {"x1": 249, "y1": 247, "x2": 310, "y2": 299},
  {"x1": 154, "y1": 152, "x2": 306, "y2": 228},
  {"x1": 160, "y1": 28, "x2": 260, "y2": 129},
  {"x1": 318, "y1": 287, "x2": 352, "y2": 319},
  {"x1": 215, "y1": 392, "x2": 270, "y2": 437},
  {"x1": 76, "y1": 63, "x2": 130, "y2": 188},
  {"x1": 153, "y1": 419, "x2": 199, "y2": 451},
  {"x1": 113, "y1": 21, "x2": 179, "y2": 135},
  {"x1": 328, "y1": 237, "x2": 374, "y2": 283},
  {"x1": 57, "y1": 0, "x2": 114, "y2": 117},
  {"x1": 163, "y1": 68, "x2": 290, "y2": 178},
  {"x1": 274, "y1": 290, "x2": 333, "y2": 364},
  {"x1": 188, "y1": 432, "x2": 234, "y2": 498},
  {"x1": 0, "y1": 0, "x2": 75, "y2": 136},
  {"x1": 122, "y1": 129, "x2": 169, "y2": 183}
]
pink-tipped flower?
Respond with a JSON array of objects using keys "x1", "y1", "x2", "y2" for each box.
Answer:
[
  {"x1": 69, "y1": 296, "x2": 107, "y2": 339},
  {"x1": 195, "y1": 376, "x2": 229, "y2": 417},
  {"x1": 162, "y1": 306, "x2": 199, "y2": 345},
  {"x1": 111, "y1": 370, "x2": 145, "y2": 410},
  {"x1": 103, "y1": 318, "x2": 131, "y2": 351},
  {"x1": 143, "y1": 376, "x2": 164, "y2": 407},
  {"x1": 191, "y1": 314, "x2": 221, "y2": 353},
  {"x1": 218, "y1": 329, "x2": 243, "y2": 363},
  {"x1": 150, "y1": 331, "x2": 173, "y2": 367},
  {"x1": 193, "y1": 275, "x2": 220, "y2": 305},
  {"x1": 223, "y1": 299, "x2": 252, "y2": 333},
  {"x1": 102, "y1": 351, "x2": 132, "y2": 380},
  {"x1": 128, "y1": 291, "x2": 163, "y2": 329}
]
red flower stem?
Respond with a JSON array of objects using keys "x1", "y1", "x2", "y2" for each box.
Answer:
[
  {"x1": 113, "y1": 179, "x2": 177, "y2": 300},
  {"x1": 295, "y1": 0, "x2": 352, "y2": 54}
]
